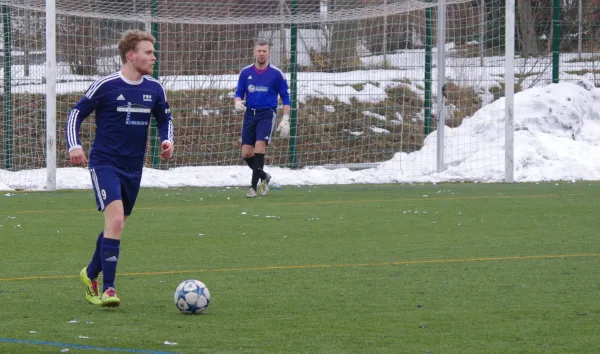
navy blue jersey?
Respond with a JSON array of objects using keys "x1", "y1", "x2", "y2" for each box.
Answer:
[
  {"x1": 66, "y1": 72, "x2": 174, "y2": 174},
  {"x1": 235, "y1": 64, "x2": 290, "y2": 109}
]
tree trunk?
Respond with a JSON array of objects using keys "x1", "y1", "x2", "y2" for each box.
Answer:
[
  {"x1": 517, "y1": 0, "x2": 539, "y2": 56},
  {"x1": 329, "y1": 20, "x2": 360, "y2": 71},
  {"x1": 327, "y1": 0, "x2": 360, "y2": 72},
  {"x1": 585, "y1": 0, "x2": 600, "y2": 22}
]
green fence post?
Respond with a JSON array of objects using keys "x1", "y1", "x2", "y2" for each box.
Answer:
[
  {"x1": 552, "y1": 0, "x2": 560, "y2": 83},
  {"x1": 424, "y1": 7, "x2": 433, "y2": 135}
]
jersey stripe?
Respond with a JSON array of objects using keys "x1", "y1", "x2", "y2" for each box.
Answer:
[
  {"x1": 85, "y1": 73, "x2": 120, "y2": 99},
  {"x1": 239, "y1": 64, "x2": 254, "y2": 75},
  {"x1": 269, "y1": 64, "x2": 286, "y2": 78},
  {"x1": 168, "y1": 120, "x2": 174, "y2": 143},
  {"x1": 84, "y1": 73, "x2": 118, "y2": 97},
  {"x1": 67, "y1": 108, "x2": 80, "y2": 148},
  {"x1": 269, "y1": 110, "x2": 277, "y2": 137},
  {"x1": 90, "y1": 169, "x2": 105, "y2": 211}
]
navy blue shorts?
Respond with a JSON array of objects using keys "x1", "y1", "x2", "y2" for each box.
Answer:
[
  {"x1": 89, "y1": 166, "x2": 141, "y2": 216},
  {"x1": 241, "y1": 108, "x2": 277, "y2": 146}
]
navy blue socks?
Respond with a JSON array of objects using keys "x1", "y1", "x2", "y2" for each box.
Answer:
[
  {"x1": 86, "y1": 231, "x2": 104, "y2": 280},
  {"x1": 100, "y1": 237, "x2": 121, "y2": 292}
]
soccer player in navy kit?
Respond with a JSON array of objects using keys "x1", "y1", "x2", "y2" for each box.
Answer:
[
  {"x1": 66, "y1": 30, "x2": 174, "y2": 307},
  {"x1": 234, "y1": 39, "x2": 291, "y2": 198}
]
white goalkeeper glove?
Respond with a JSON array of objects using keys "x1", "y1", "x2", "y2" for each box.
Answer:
[
  {"x1": 276, "y1": 114, "x2": 290, "y2": 138},
  {"x1": 234, "y1": 100, "x2": 246, "y2": 113}
]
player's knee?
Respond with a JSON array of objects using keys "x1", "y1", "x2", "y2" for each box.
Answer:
[
  {"x1": 242, "y1": 152, "x2": 254, "y2": 160},
  {"x1": 107, "y1": 215, "x2": 125, "y2": 235},
  {"x1": 254, "y1": 141, "x2": 267, "y2": 154}
]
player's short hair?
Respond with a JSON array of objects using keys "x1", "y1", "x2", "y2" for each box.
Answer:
[
  {"x1": 118, "y1": 30, "x2": 156, "y2": 64},
  {"x1": 254, "y1": 39, "x2": 270, "y2": 48}
]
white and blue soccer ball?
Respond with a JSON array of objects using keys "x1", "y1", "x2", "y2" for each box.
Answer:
[{"x1": 174, "y1": 279, "x2": 210, "y2": 314}]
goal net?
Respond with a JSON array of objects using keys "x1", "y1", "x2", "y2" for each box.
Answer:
[{"x1": 0, "y1": 0, "x2": 514, "y2": 190}]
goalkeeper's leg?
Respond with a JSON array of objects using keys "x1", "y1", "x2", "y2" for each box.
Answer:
[
  {"x1": 241, "y1": 117, "x2": 264, "y2": 195},
  {"x1": 243, "y1": 156, "x2": 254, "y2": 170},
  {"x1": 242, "y1": 144, "x2": 260, "y2": 196},
  {"x1": 244, "y1": 155, "x2": 267, "y2": 181},
  {"x1": 253, "y1": 139, "x2": 269, "y2": 195}
]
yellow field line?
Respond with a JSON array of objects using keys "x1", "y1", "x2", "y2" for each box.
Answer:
[
  {"x1": 0, "y1": 193, "x2": 585, "y2": 215},
  {"x1": 1, "y1": 253, "x2": 597, "y2": 282}
]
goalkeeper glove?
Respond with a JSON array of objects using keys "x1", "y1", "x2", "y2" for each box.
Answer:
[
  {"x1": 276, "y1": 114, "x2": 290, "y2": 138},
  {"x1": 234, "y1": 100, "x2": 246, "y2": 113}
]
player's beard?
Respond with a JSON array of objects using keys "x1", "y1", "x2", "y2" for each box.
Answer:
[
  {"x1": 139, "y1": 63, "x2": 154, "y2": 76},
  {"x1": 255, "y1": 58, "x2": 267, "y2": 66}
]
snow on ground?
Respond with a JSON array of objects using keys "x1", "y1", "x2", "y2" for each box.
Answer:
[
  {"x1": 1, "y1": 81, "x2": 599, "y2": 190},
  {"x1": 1, "y1": 47, "x2": 600, "y2": 190}
]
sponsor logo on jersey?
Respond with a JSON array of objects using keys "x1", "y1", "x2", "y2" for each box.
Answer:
[
  {"x1": 143, "y1": 94, "x2": 152, "y2": 102},
  {"x1": 248, "y1": 85, "x2": 268, "y2": 93},
  {"x1": 118, "y1": 103, "x2": 152, "y2": 126},
  {"x1": 116, "y1": 94, "x2": 126, "y2": 101},
  {"x1": 117, "y1": 105, "x2": 152, "y2": 114}
]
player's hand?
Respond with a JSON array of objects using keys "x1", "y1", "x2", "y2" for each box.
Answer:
[
  {"x1": 234, "y1": 100, "x2": 246, "y2": 113},
  {"x1": 69, "y1": 147, "x2": 88, "y2": 166},
  {"x1": 276, "y1": 114, "x2": 290, "y2": 138},
  {"x1": 160, "y1": 141, "x2": 174, "y2": 160}
]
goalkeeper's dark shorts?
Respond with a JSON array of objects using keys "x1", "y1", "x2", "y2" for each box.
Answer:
[{"x1": 241, "y1": 108, "x2": 277, "y2": 146}]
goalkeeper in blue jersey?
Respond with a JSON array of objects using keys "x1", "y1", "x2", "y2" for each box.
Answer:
[
  {"x1": 234, "y1": 39, "x2": 291, "y2": 198},
  {"x1": 66, "y1": 30, "x2": 174, "y2": 307}
]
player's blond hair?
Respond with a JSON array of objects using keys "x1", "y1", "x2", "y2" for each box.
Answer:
[{"x1": 118, "y1": 30, "x2": 156, "y2": 64}]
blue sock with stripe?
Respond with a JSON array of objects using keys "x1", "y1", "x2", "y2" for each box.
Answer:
[
  {"x1": 100, "y1": 238, "x2": 120, "y2": 292},
  {"x1": 86, "y1": 231, "x2": 104, "y2": 280}
]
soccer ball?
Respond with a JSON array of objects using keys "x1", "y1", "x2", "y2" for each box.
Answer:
[{"x1": 173, "y1": 279, "x2": 210, "y2": 314}]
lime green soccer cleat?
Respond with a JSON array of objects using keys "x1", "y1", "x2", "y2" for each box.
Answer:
[
  {"x1": 101, "y1": 287, "x2": 121, "y2": 308},
  {"x1": 80, "y1": 267, "x2": 101, "y2": 305}
]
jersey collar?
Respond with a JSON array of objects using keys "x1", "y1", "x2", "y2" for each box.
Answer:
[
  {"x1": 119, "y1": 71, "x2": 144, "y2": 85},
  {"x1": 253, "y1": 63, "x2": 269, "y2": 74}
]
